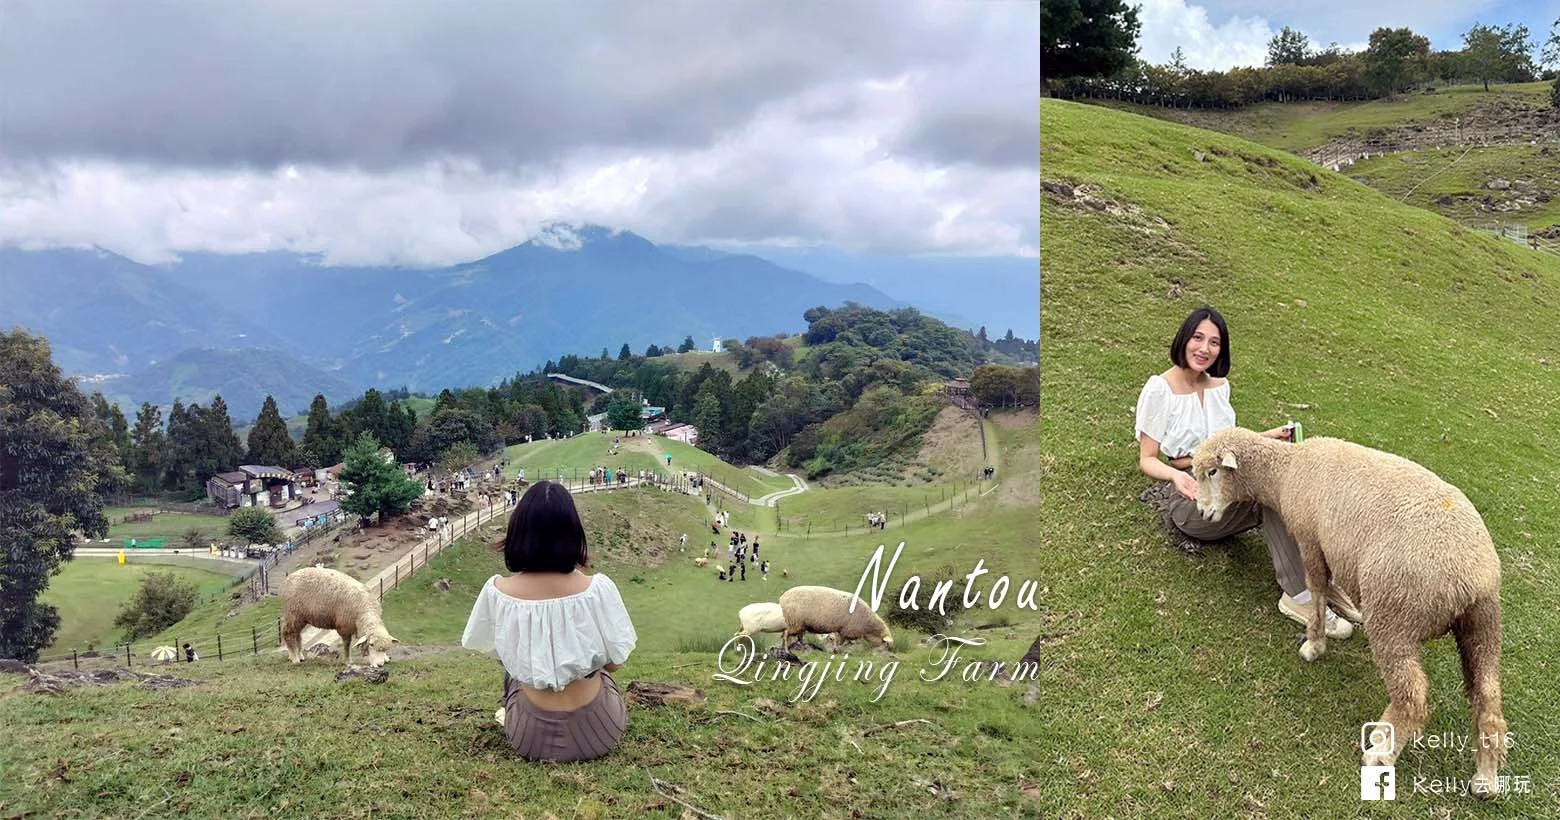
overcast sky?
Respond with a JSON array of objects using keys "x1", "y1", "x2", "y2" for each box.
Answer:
[
  {"x1": 0, "y1": 1, "x2": 1039, "y2": 267},
  {"x1": 1139, "y1": 0, "x2": 1560, "y2": 71}
]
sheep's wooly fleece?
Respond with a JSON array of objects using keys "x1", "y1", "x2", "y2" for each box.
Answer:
[{"x1": 778, "y1": 586, "x2": 892, "y2": 645}]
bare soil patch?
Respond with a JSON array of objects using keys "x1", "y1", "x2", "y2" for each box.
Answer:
[{"x1": 907, "y1": 406, "x2": 985, "y2": 480}]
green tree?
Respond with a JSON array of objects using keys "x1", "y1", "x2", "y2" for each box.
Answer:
[
  {"x1": 1463, "y1": 23, "x2": 1535, "y2": 92},
  {"x1": 678, "y1": 335, "x2": 697, "y2": 353},
  {"x1": 0, "y1": 329, "x2": 125, "y2": 661},
  {"x1": 691, "y1": 381, "x2": 727, "y2": 454},
  {"x1": 129, "y1": 401, "x2": 167, "y2": 493},
  {"x1": 605, "y1": 397, "x2": 643, "y2": 433},
  {"x1": 1040, "y1": 0, "x2": 1142, "y2": 81},
  {"x1": 228, "y1": 507, "x2": 284, "y2": 544},
  {"x1": 89, "y1": 393, "x2": 131, "y2": 475},
  {"x1": 112, "y1": 571, "x2": 199, "y2": 641},
  {"x1": 338, "y1": 432, "x2": 425, "y2": 525},
  {"x1": 1365, "y1": 27, "x2": 1431, "y2": 93},
  {"x1": 1266, "y1": 26, "x2": 1312, "y2": 66},
  {"x1": 645, "y1": 343, "x2": 662, "y2": 357},
  {"x1": 299, "y1": 393, "x2": 340, "y2": 468},
  {"x1": 440, "y1": 441, "x2": 480, "y2": 475},
  {"x1": 246, "y1": 395, "x2": 298, "y2": 467},
  {"x1": 204, "y1": 396, "x2": 244, "y2": 469},
  {"x1": 618, "y1": 343, "x2": 633, "y2": 361}
]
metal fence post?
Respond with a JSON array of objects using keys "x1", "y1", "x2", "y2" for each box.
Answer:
[
  {"x1": 252, "y1": 626, "x2": 259, "y2": 656},
  {"x1": 125, "y1": 643, "x2": 132, "y2": 667},
  {"x1": 217, "y1": 634, "x2": 223, "y2": 661},
  {"x1": 72, "y1": 649, "x2": 78, "y2": 670}
]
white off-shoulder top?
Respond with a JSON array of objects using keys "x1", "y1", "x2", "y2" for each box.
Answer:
[
  {"x1": 460, "y1": 573, "x2": 638, "y2": 691},
  {"x1": 1134, "y1": 374, "x2": 1237, "y2": 459}
]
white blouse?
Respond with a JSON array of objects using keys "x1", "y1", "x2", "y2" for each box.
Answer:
[
  {"x1": 461, "y1": 573, "x2": 638, "y2": 691},
  {"x1": 1134, "y1": 374, "x2": 1237, "y2": 459}
]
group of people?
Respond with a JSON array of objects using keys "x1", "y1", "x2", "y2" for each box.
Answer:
[
  {"x1": 865, "y1": 511, "x2": 887, "y2": 530},
  {"x1": 1135, "y1": 306, "x2": 1362, "y2": 637},
  {"x1": 587, "y1": 466, "x2": 631, "y2": 487}
]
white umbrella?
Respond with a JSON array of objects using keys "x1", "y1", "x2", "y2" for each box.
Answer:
[{"x1": 150, "y1": 645, "x2": 178, "y2": 664}]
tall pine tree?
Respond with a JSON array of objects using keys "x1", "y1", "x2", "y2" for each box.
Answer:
[
  {"x1": 129, "y1": 402, "x2": 166, "y2": 493},
  {"x1": 246, "y1": 395, "x2": 298, "y2": 467},
  {"x1": 337, "y1": 432, "x2": 425, "y2": 526},
  {"x1": 299, "y1": 394, "x2": 340, "y2": 468}
]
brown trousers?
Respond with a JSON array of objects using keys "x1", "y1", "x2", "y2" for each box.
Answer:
[
  {"x1": 1166, "y1": 492, "x2": 1307, "y2": 597},
  {"x1": 502, "y1": 671, "x2": 627, "y2": 762}
]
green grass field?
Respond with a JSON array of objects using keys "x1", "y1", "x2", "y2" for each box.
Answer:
[
  {"x1": 103, "y1": 506, "x2": 233, "y2": 543},
  {"x1": 3, "y1": 407, "x2": 1044, "y2": 818},
  {"x1": 39, "y1": 560, "x2": 240, "y2": 655},
  {"x1": 1040, "y1": 99, "x2": 1560, "y2": 816},
  {"x1": 503, "y1": 431, "x2": 783, "y2": 500},
  {"x1": 1095, "y1": 82, "x2": 1552, "y2": 154}
]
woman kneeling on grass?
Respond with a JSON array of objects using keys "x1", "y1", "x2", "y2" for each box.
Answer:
[
  {"x1": 1134, "y1": 305, "x2": 1361, "y2": 638},
  {"x1": 462, "y1": 480, "x2": 638, "y2": 761}
]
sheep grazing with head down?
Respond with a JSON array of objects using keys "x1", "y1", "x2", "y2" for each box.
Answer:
[
  {"x1": 1191, "y1": 426, "x2": 1506, "y2": 798},
  {"x1": 734, "y1": 602, "x2": 792, "y2": 649},
  {"x1": 778, "y1": 586, "x2": 893, "y2": 651},
  {"x1": 280, "y1": 567, "x2": 400, "y2": 667}
]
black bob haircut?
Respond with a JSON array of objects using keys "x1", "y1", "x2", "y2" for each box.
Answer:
[
  {"x1": 501, "y1": 480, "x2": 589, "y2": 573},
  {"x1": 1169, "y1": 305, "x2": 1231, "y2": 378}
]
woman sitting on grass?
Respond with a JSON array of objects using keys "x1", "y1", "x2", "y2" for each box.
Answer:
[
  {"x1": 1134, "y1": 305, "x2": 1360, "y2": 637},
  {"x1": 462, "y1": 480, "x2": 637, "y2": 761}
]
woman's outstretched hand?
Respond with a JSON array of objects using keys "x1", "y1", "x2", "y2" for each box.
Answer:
[{"x1": 1171, "y1": 471, "x2": 1198, "y2": 501}]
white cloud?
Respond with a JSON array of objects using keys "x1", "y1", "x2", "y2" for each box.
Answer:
[
  {"x1": 0, "y1": 74, "x2": 1037, "y2": 266},
  {"x1": 0, "y1": 2, "x2": 1038, "y2": 265},
  {"x1": 1136, "y1": 0, "x2": 1275, "y2": 71}
]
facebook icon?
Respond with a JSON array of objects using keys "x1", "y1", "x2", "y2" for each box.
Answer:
[{"x1": 1361, "y1": 765, "x2": 1396, "y2": 801}]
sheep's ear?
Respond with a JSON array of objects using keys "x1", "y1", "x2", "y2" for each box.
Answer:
[
  {"x1": 1220, "y1": 451, "x2": 1239, "y2": 470},
  {"x1": 351, "y1": 635, "x2": 367, "y2": 648},
  {"x1": 389, "y1": 635, "x2": 401, "y2": 644}
]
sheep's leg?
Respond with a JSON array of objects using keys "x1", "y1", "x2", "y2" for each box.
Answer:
[
  {"x1": 1362, "y1": 637, "x2": 1430, "y2": 768},
  {"x1": 1298, "y1": 551, "x2": 1331, "y2": 662},
  {"x1": 281, "y1": 615, "x2": 304, "y2": 663},
  {"x1": 1454, "y1": 595, "x2": 1507, "y2": 799},
  {"x1": 339, "y1": 630, "x2": 354, "y2": 665}
]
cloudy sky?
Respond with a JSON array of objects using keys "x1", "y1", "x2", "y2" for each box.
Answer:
[
  {"x1": 0, "y1": 1, "x2": 1039, "y2": 267},
  {"x1": 1139, "y1": 0, "x2": 1560, "y2": 71}
]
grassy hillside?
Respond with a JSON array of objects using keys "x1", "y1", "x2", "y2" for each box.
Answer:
[
  {"x1": 40, "y1": 560, "x2": 239, "y2": 654},
  {"x1": 2, "y1": 410, "x2": 1045, "y2": 818},
  {"x1": 1040, "y1": 98, "x2": 1560, "y2": 816},
  {"x1": 1093, "y1": 82, "x2": 1551, "y2": 153},
  {"x1": 1345, "y1": 144, "x2": 1560, "y2": 234}
]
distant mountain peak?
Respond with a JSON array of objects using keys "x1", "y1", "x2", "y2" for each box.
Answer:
[{"x1": 523, "y1": 222, "x2": 652, "y2": 253}]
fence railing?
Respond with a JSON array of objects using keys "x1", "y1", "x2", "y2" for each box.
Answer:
[
  {"x1": 34, "y1": 619, "x2": 287, "y2": 670},
  {"x1": 772, "y1": 477, "x2": 996, "y2": 538}
]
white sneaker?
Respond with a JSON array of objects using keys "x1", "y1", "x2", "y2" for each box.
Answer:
[
  {"x1": 494, "y1": 707, "x2": 505, "y2": 727},
  {"x1": 1279, "y1": 593, "x2": 1354, "y2": 640},
  {"x1": 1327, "y1": 583, "x2": 1364, "y2": 624}
]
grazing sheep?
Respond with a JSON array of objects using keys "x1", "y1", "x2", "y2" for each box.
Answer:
[
  {"x1": 778, "y1": 586, "x2": 893, "y2": 651},
  {"x1": 1192, "y1": 427, "x2": 1506, "y2": 798},
  {"x1": 694, "y1": 556, "x2": 709, "y2": 567},
  {"x1": 734, "y1": 602, "x2": 787, "y2": 648},
  {"x1": 280, "y1": 567, "x2": 400, "y2": 667}
]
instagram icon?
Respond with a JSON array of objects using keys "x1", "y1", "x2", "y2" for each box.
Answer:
[{"x1": 1360, "y1": 723, "x2": 1396, "y2": 801}]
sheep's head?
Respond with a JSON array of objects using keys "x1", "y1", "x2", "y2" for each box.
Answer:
[
  {"x1": 1190, "y1": 427, "x2": 1259, "y2": 522},
  {"x1": 353, "y1": 631, "x2": 400, "y2": 667}
]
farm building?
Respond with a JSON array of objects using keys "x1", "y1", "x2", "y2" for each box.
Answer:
[{"x1": 206, "y1": 465, "x2": 300, "y2": 509}]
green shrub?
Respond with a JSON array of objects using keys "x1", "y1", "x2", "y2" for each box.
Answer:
[
  {"x1": 113, "y1": 571, "x2": 199, "y2": 641},
  {"x1": 228, "y1": 507, "x2": 283, "y2": 544}
]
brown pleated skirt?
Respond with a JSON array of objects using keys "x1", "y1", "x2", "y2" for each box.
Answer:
[{"x1": 502, "y1": 671, "x2": 627, "y2": 762}]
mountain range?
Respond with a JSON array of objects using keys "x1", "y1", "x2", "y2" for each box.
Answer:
[{"x1": 0, "y1": 225, "x2": 1037, "y2": 420}]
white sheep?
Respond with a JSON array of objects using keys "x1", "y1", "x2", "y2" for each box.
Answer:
[
  {"x1": 778, "y1": 586, "x2": 893, "y2": 651},
  {"x1": 734, "y1": 602, "x2": 787, "y2": 647},
  {"x1": 279, "y1": 567, "x2": 400, "y2": 667},
  {"x1": 1192, "y1": 427, "x2": 1506, "y2": 798},
  {"x1": 693, "y1": 556, "x2": 709, "y2": 567}
]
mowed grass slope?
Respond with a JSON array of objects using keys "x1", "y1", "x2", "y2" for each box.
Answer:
[
  {"x1": 1040, "y1": 99, "x2": 1560, "y2": 816},
  {"x1": 1094, "y1": 82, "x2": 1551, "y2": 153},
  {"x1": 2, "y1": 412, "x2": 1047, "y2": 818},
  {"x1": 40, "y1": 560, "x2": 238, "y2": 654}
]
